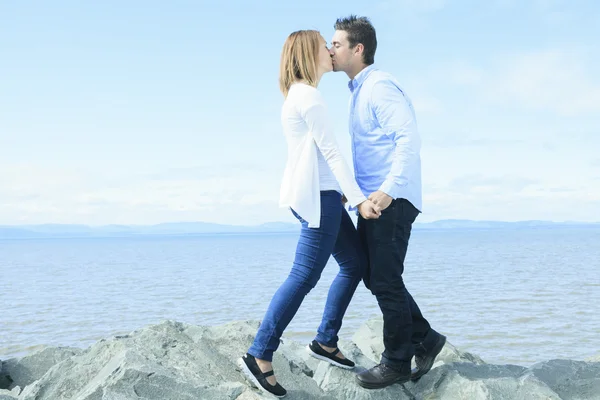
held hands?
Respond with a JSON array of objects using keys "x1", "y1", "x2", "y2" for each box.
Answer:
[
  {"x1": 357, "y1": 199, "x2": 381, "y2": 219},
  {"x1": 368, "y1": 190, "x2": 393, "y2": 211},
  {"x1": 342, "y1": 191, "x2": 392, "y2": 219}
]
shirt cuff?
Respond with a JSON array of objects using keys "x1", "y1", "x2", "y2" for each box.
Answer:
[
  {"x1": 379, "y1": 179, "x2": 400, "y2": 200},
  {"x1": 346, "y1": 195, "x2": 367, "y2": 212}
]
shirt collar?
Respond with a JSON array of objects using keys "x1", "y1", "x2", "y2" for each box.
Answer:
[{"x1": 348, "y1": 64, "x2": 377, "y2": 92}]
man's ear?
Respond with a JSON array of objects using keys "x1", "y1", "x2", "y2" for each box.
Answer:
[{"x1": 354, "y1": 43, "x2": 364, "y2": 57}]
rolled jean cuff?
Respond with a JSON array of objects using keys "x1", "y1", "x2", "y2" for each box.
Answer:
[
  {"x1": 247, "y1": 347, "x2": 273, "y2": 362},
  {"x1": 314, "y1": 333, "x2": 337, "y2": 348}
]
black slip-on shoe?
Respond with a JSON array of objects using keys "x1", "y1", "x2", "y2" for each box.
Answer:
[
  {"x1": 238, "y1": 353, "x2": 287, "y2": 398},
  {"x1": 356, "y1": 363, "x2": 411, "y2": 389},
  {"x1": 411, "y1": 333, "x2": 447, "y2": 381},
  {"x1": 307, "y1": 340, "x2": 355, "y2": 369}
]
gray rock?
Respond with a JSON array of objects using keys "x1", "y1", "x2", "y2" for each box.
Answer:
[
  {"x1": 352, "y1": 315, "x2": 485, "y2": 369},
  {"x1": 0, "y1": 359, "x2": 12, "y2": 390},
  {"x1": 525, "y1": 359, "x2": 600, "y2": 400},
  {"x1": 7, "y1": 317, "x2": 600, "y2": 399},
  {"x1": 2, "y1": 347, "x2": 81, "y2": 390},
  {"x1": 0, "y1": 386, "x2": 21, "y2": 400},
  {"x1": 19, "y1": 321, "x2": 248, "y2": 400},
  {"x1": 586, "y1": 354, "x2": 600, "y2": 362},
  {"x1": 406, "y1": 362, "x2": 561, "y2": 400}
]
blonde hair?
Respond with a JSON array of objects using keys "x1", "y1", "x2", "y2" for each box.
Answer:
[{"x1": 279, "y1": 30, "x2": 322, "y2": 97}]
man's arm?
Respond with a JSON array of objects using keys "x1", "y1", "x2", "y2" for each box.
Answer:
[
  {"x1": 369, "y1": 79, "x2": 421, "y2": 209},
  {"x1": 302, "y1": 97, "x2": 381, "y2": 219}
]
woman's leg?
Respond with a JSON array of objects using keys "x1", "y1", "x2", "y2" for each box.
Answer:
[
  {"x1": 315, "y1": 208, "x2": 366, "y2": 348},
  {"x1": 247, "y1": 192, "x2": 343, "y2": 363}
]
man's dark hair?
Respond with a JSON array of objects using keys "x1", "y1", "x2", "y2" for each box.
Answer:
[{"x1": 334, "y1": 15, "x2": 377, "y2": 65}]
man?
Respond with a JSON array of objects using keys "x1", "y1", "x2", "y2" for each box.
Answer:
[{"x1": 330, "y1": 15, "x2": 446, "y2": 389}]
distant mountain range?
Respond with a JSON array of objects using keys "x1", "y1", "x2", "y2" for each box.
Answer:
[
  {"x1": 0, "y1": 222, "x2": 299, "y2": 239},
  {"x1": 0, "y1": 220, "x2": 598, "y2": 239}
]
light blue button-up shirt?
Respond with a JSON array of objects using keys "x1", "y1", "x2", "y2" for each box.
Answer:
[{"x1": 348, "y1": 64, "x2": 422, "y2": 212}]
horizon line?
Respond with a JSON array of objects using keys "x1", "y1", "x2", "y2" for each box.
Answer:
[{"x1": 1, "y1": 219, "x2": 599, "y2": 228}]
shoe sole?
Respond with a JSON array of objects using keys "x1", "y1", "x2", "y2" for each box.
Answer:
[
  {"x1": 355, "y1": 374, "x2": 410, "y2": 389},
  {"x1": 411, "y1": 335, "x2": 447, "y2": 381},
  {"x1": 306, "y1": 345, "x2": 354, "y2": 370},
  {"x1": 237, "y1": 357, "x2": 286, "y2": 398}
]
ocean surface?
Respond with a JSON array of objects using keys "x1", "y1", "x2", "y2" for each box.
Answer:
[{"x1": 1, "y1": 226, "x2": 599, "y2": 366}]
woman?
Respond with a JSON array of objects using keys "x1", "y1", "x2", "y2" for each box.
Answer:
[{"x1": 238, "y1": 30, "x2": 380, "y2": 398}]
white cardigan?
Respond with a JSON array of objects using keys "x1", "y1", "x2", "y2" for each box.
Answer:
[{"x1": 279, "y1": 83, "x2": 367, "y2": 228}]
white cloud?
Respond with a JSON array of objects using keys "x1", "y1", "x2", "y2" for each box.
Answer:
[
  {"x1": 422, "y1": 181, "x2": 600, "y2": 222},
  {"x1": 418, "y1": 133, "x2": 600, "y2": 222},
  {"x1": 434, "y1": 61, "x2": 485, "y2": 86},
  {"x1": 411, "y1": 94, "x2": 445, "y2": 116},
  {"x1": 424, "y1": 134, "x2": 524, "y2": 148},
  {"x1": 416, "y1": 49, "x2": 600, "y2": 117},
  {"x1": 411, "y1": 46, "x2": 600, "y2": 117},
  {"x1": 448, "y1": 174, "x2": 539, "y2": 193},
  {"x1": 3, "y1": 150, "x2": 596, "y2": 225},
  {"x1": 0, "y1": 163, "x2": 286, "y2": 226},
  {"x1": 485, "y1": 49, "x2": 600, "y2": 116}
]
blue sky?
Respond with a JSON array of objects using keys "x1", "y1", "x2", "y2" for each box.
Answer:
[{"x1": 1, "y1": 0, "x2": 599, "y2": 226}]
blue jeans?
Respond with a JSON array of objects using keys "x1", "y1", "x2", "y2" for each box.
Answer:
[{"x1": 248, "y1": 191, "x2": 366, "y2": 362}]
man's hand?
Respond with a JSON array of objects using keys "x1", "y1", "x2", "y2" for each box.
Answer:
[
  {"x1": 368, "y1": 191, "x2": 393, "y2": 211},
  {"x1": 358, "y1": 199, "x2": 381, "y2": 219}
]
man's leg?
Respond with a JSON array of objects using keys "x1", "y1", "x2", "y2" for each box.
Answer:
[
  {"x1": 368, "y1": 199, "x2": 418, "y2": 365},
  {"x1": 356, "y1": 199, "x2": 437, "y2": 388}
]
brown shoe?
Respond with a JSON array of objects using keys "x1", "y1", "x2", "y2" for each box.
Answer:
[
  {"x1": 411, "y1": 334, "x2": 446, "y2": 381},
  {"x1": 356, "y1": 363, "x2": 411, "y2": 389}
]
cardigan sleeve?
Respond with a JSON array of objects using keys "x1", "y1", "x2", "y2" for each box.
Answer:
[{"x1": 300, "y1": 90, "x2": 367, "y2": 208}]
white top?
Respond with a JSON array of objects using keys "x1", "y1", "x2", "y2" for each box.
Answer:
[{"x1": 279, "y1": 83, "x2": 367, "y2": 228}]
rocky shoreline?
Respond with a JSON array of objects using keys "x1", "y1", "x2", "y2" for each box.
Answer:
[{"x1": 1, "y1": 317, "x2": 599, "y2": 399}]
